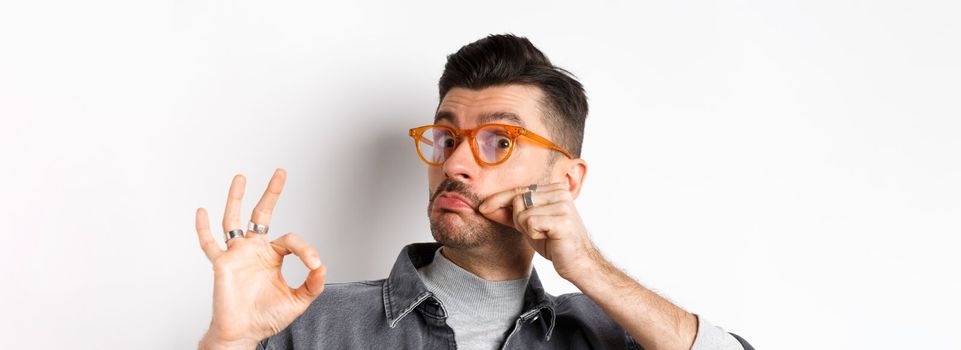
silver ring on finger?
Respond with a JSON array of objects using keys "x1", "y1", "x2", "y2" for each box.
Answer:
[
  {"x1": 224, "y1": 229, "x2": 245, "y2": 243},
  {"x1": 247, "y1": 221, "x2": 269, "y2": 235},
  {"x1": 523, "y1": 190, "x2": 535, "y2": 209}
]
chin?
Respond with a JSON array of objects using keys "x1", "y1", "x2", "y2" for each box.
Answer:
[
  {"x1": 430, "y1": 215, "x2": 478, "y2": 248},
  {"x1": 428, "y1": 211, "x2": 513, "y2": 250}
]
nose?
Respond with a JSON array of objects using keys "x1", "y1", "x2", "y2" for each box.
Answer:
[{"x1": 442, "y1": 137, "x2": 479, "y2": 183}]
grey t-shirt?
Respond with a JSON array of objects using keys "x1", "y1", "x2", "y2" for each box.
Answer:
[{"x1": 415, "y1": 247, "x2": 530, "y2": 350}]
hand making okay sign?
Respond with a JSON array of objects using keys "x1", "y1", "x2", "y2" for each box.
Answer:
[{"x1": 194, "y1": 168, "x2": 327, "y2": 349}]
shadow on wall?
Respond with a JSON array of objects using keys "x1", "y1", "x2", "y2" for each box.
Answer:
[
  {"x1": 322, "y1": 126, "x2": 427, "y2": 281},
  {"x1": 298, "y1": 75, "x2": 434, "y2": 283}
]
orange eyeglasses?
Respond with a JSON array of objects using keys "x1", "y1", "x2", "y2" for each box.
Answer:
[{"x1": 408, "y1": 123, "x2": 574, "y2": 166}]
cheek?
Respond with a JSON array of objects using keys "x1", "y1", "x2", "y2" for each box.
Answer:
[
  {"x1": 427, "y1": 168, "x2": 444, "y2": 191},
  {"x1": 476, "y1": 166, "x2": 529, "y2": 199},
  {"x1": 498, "y1": 149, "x2": 543, "y2": 183}
]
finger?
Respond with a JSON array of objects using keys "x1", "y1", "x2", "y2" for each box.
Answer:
[
  {"x1": 195, "y1": 207, "x2": 223, "y2": 261},
  {"x1": 526, "y1": 189, "x2": 574, "y2": 208},
  {"x1": 222, "y1": 174, "x2": 246, "y2": 236},
  {"x1": 478, "y1": 184, "x2": 538, "y2": 215},
  {"x1": 270, "y1": 233, "x2": 323, "y2": 270},
  {"x1": 480, "y1": 205, "x2": 514, "y2": 228},
  {"x1": 294, "y1": 264, "x2": 327, "y2": 303},
  {"x1": 478, "y1": 192, "x2": 524, "y2": 228},
  {"x1": 511, "y1": 187, "x2": 574, "y2": 231},
  {"x1": 515, "y1": 202, "x2": 569, "y2": 232},
  {"x1": 270, "y1": 233, "x2": 327, "y2": 303},
  {"x1": 249, "y1": 168, "x2": 287, "y2": 237},
  {"x1": 512, "y1": 193, "x2": 527, "y2": 232},
  {"x1": 479, "y1": 182, "x2": 566, "y2": 214},
  {"x1": 225, "y1": 231, "x2": 245, "y2": 249},
  {"x1": 523, "y1": 215, "x2": 555, "y2": 240}
]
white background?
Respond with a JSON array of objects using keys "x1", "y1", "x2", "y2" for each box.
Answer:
[{"x1": 1, "y1": 1, "x2": 958, "y2": 349}]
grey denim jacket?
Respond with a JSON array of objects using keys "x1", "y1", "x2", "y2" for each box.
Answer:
[{"x1": 258, "y1": 242, "x2": 753, "y2": 350}]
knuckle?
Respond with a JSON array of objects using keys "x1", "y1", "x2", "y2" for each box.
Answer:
[
  {"x1": 256, "y1": 206, "x2": 274, "y2": 215},
  {"x1": 288, "y1": 233, "x2": 303, "y2": 243},
  {"x1": 276, "y1": 232, "x2": 296, "y2": 244},
  {"x1": 515, "y1": 208, "x2": 527, "y2": 218},
  {"x1": 212, "y1": 258, "x2": 233, "y2": 274},
  {"x1": 526, "y1": 216, "x2": 538, "y2": 228}
]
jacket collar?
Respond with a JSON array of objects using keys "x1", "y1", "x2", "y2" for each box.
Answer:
[{"x1": 383, "y1": 242, "x2": 557, "y2": 341}]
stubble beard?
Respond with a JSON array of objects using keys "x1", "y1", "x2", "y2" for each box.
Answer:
[{"x1": 427, "y1": 179, "x2": 515, "y2": 249}]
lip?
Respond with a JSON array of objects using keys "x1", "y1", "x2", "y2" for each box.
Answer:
[{"x1": 433, "y1": 192, "x2": 476, "y2": 212}]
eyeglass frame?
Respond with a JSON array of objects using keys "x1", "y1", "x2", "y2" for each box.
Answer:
[{"x1": 408, "y1": 123, "x2": 575, "y2": 166}]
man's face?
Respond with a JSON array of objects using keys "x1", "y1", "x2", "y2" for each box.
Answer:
[{"x1": 427, "y1": 84, "x2": 557, "y2": 249}]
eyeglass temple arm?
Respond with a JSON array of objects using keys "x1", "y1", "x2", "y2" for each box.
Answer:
[
  {"x1": 410, "y1": 130, "x2": 434, "y2": 146},
  {"x1": 520, "y1": 129, "x2": 575, "y2": 159}
]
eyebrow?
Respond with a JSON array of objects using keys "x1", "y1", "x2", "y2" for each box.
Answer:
[{"x1": 434, "y1": 110, "x2": 526, "y2": 128}]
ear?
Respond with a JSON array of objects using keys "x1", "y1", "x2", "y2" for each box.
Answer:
[{"x1": 554, "y1": 158, "x2": 588, "y2": 200}]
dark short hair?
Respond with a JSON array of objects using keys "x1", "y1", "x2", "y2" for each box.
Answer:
[{"x1": 438, "y1": 34, "x2": 588, "y2": 158}]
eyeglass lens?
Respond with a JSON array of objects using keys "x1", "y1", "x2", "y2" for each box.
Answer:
[{"x1": 416, "y1": 126, "x2": 514, "y2": 164}]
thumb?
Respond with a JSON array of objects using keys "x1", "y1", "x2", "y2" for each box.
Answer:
[{"x1": 294, "y1": 265, "x2": 327, "y2": 303}]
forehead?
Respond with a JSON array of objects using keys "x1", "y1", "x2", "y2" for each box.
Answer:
[{"x1": 435, "y1": 85, "x2": 547, "y2": 131}]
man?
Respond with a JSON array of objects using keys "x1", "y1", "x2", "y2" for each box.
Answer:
[{"x1": 194, "y1": 34, "x2": 753, "y2": 350}]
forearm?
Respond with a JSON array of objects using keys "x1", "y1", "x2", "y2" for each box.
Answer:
[{"x1": 567, "y1": 255, "x2": 698, "y2": 350}]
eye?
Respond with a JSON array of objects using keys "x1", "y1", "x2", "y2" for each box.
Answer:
[
  {"x1": 442, "y1": 137, "x2": 456, "y2": 148},
  {"x1": 496, "y1": 137, "x2": 511, "y2": 149}
]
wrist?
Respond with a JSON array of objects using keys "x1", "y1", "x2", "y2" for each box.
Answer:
[
  {"x1": 559, "y1": 247, "x2": 610, "y2": 286},
  {"x1": 199, "y1": 329, "x2": 259, "y2": 350}
]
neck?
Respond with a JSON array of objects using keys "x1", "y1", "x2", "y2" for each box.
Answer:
[{"x1": 439, "y1": 242, "x2": 534, "y2": 281}]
